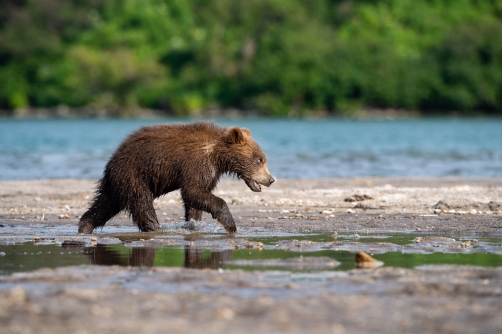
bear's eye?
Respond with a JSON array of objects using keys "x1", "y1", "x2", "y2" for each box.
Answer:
[{"x1": 257, "y1": 158, "x2": 262, "y2": 164}]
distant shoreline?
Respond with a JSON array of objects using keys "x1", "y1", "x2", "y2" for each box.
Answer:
[{"x1": 2, "y1": 106, "x2": 497, "y2": 120}]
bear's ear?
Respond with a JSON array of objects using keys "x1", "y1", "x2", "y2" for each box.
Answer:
[
  {"x1": 224, "y1": 126, "x2": 245, "y2": 144},
  {"x1": 240, "y1": 128, "x2": 252, "y2": 138}
]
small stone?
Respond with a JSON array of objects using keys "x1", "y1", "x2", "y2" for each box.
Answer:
[
  {"x1": 433, "y1": 209, "x2": 441, "y2": 214},
  {"x1": 217, "y1": 308, "x2": 234, "y2": 320},
  {"x1": 346, "y1": 209, "x2": 355, "y2": 214},
  {"x1": 469, "y1": 209, "x2": 477, "y2": 215},
  {"x1": 355, "y1": 251, "x2": 384, "y2": 269},
  {"x1": 34, "y1": 197, "x2": 42, "y2": 202},
  {"x1": 59, "y1": 214, "x2": 70, "y2": 219},
  {"x1": 447, "y1": 210, "x2": 456, "y2": 214},
  {"x1": 432, "y1": 200, "x2": 450, "y2": 211},
  {"x1": 321, "y1": 210, "x2": 333, "y2": 214},
  {"x1": 488, "y1": 201, "x2": 501, "y2": 212}
]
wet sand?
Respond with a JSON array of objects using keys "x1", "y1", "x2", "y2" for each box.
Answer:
[{"x1": 1, "y1": 178, "x2": 502, "y2": 333}]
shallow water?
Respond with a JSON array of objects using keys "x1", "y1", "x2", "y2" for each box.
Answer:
[
  {"x1": 1, "y1": 118, "x2": 501, "y2": 179},
  {"x1": 1, "y1": 232, "x2": 501, "y2": 275}
]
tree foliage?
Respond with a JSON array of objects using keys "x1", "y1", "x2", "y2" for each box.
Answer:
[{"x1": 1, "y1": 0, "x2": 501, "y2": 116}]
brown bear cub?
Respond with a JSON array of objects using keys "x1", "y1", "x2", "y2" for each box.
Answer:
[{"x1": 78, "y1": 122, "x2": 274, "y2": 234}]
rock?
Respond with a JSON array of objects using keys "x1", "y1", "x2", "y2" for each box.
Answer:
[
  {"x1": 355, "y1": 251, "x2": 384, "y2": 269},
  {"x1": 61, "y1": 240, "x2": 86, "y2": 247},
  {"x1": 488, "y1": 201, "x2": 501, "y2": 212},
  {"x1": 414, "y1": 236, "x2": 455, "y2": 243},
  {"x1": 432, "y1": 200, "x2": 450, "y2": 211},
  {"x1": 354, "y1": 203, "x2": 369, "y2": 210},
  {"x1": 344, "y1": 194, "x2": 374, "y2": 202}
]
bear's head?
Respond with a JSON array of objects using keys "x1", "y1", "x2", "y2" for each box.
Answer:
[{"x1": 224, "y1": 127, "x2": 274, "y2": 192}]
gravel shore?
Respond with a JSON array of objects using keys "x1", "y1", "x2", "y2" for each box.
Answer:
[{"x1": 1, "y1": 177, "x2": 502, "y2": 334}]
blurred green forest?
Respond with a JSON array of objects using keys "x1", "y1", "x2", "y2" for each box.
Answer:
[{"x1": 1, "y1": 0, "x2": 502, "y2": 116}]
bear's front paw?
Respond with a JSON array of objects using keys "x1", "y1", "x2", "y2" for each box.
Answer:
[
  {"x1": 224, "y1": 224, "x2": 237, "y2": 234},
  {"x1": 216, "y1": 209, "x2": 237, "y2": 234},
  {"x1": 78, "y1": 221, "x2": 94, "y2": 234}
]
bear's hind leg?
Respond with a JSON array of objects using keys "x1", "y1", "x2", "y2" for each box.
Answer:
[
  {"x1": 78, "y1": 195, "x2": 121, "y2": 234},
  {"x1": 129, "y1": 196, "x2": 160, "y2": 232},
  {"x1": 185, "y1": 206, "x2": 203, "y2": 221}
]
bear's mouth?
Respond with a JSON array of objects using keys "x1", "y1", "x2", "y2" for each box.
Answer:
[{"x1": 245, "y1": 179, "x2": 262, "y2": 192}]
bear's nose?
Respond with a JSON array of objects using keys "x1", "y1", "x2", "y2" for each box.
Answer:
[{"x1": 269, "y1": 177, "x2": 275, "y2": 185}]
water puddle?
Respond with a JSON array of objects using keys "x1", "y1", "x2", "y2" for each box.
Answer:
[{"x1": 1, "y1": 231, "x2": 501, "y2": 275}]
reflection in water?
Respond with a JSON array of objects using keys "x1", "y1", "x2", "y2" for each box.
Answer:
[
  {"x1": 85, "y1": 245, "x2": 157, "y2": 266},
  {"x1": 84, "y1": 244, "x2": 232, "y2": 269},
  {"x1": 184, "y1": 246, "x2": 232, "y2": 269}
]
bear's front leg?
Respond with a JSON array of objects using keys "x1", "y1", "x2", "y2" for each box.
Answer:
[
  {"x1": 184, "y1": 206, "x2": 203, "y2": 221},
  {"x1": 181, "y1": 189, "x2": 237, "y2": 233}
]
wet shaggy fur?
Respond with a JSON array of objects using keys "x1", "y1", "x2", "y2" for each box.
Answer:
[{"x1": 78, "y1": 122, "x2": 274, "y2": 234}]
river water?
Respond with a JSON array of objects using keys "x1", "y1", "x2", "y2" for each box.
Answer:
[{"x1": 0, "y1": 118, "x2": 501, "y2": 180}]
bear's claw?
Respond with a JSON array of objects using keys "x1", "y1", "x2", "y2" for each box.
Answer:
[{"x1": 78, "y1": 222, "x2": 95, "y2": 234}]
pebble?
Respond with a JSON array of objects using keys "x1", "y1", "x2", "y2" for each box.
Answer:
[
  {"x1": 59, "y1": 214, "x2": 70, "y2": 219},
  {"x1": 346, "y1": 209, "x2": 355, "y2": 214},
  {"x1": 321, "y1": 210, "x2": 333, "y2": 214},
  {"x1": 433, "y1": 209, "x2": 441, "y2": 214},
  {"x1": 355, "y1": 251, "x2": 384, "y2": 269},
  {"x1": 469, "y1": 209, "x2": 478, "y2": 214}
]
